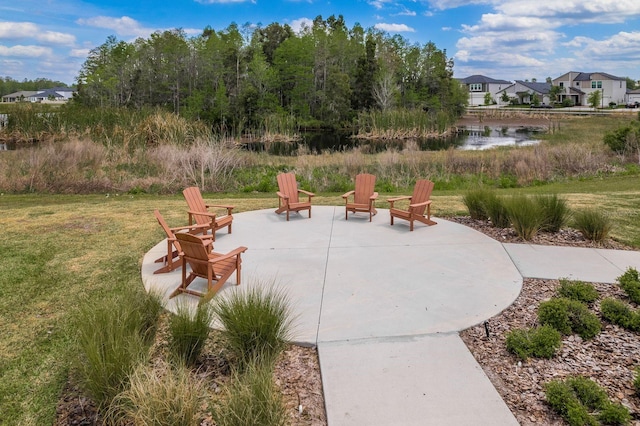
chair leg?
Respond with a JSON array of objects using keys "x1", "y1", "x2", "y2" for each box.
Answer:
[
  {"x1": 309, "y1": 207, "x2": 311, "y2": 218},
  {"x1": 286, "y1": 210, "x2": 290, "y2": 221}
]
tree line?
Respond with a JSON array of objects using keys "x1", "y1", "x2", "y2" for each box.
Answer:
[
  {"x1": 75, "y1": 15, "x2": 467, "y2": 133},
  {"x1": 0, "y1": 77, "x2": 70, "y2": 97}
]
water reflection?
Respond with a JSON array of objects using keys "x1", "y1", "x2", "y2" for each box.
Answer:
[{"x1": 242, "y1": 125, "x2": 542, "y2": 155}]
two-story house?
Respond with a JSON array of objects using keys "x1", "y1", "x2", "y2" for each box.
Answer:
[
  {"x1": 552, "y1": 72, "x2": 626, "y2": 106},
  {"x1": 458, "y1": 75, "x2": 512, "y2": 106}
]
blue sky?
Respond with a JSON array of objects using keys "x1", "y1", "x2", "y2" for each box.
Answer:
[{"x1": 2, "y1": 0, "x2": 640, "y2": 85}]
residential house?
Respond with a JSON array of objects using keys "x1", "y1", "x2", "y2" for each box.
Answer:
[
  {"x1": 552, "y1": 72, "x2": 626, "y2": 106},
  {"x1": 458, "y1": 75, "x2": 512, "y2": 106},
  {"x1": 496, "y1": 81, "x2": 551, "y2": 106},
  {"x1": 2, "y1": 87, "x2": 75, "y2": 103},
  {"x1": 626, "y1": 88, "x2": 640, "y2": 105}
]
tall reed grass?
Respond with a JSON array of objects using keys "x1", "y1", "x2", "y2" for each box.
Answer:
[
  {"x1": 356, "y1": 108, "x2": 452, "y2": 139},
  {"x1": 572, "y1": 209, "x2": 612, "y2": 242},
  {"x1": 504, "y1": 195, "x2": 545, "y2": 240}
]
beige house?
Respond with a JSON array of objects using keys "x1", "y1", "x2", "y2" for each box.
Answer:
[
  {"x1": 552, "y1": 72, "x2": 626, "y2": 106},
  {"x1": 458, "y1": 75, "x2": 512, "y2": 106}
]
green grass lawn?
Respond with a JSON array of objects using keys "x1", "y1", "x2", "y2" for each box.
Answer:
[{"x1": 1, "y1": 178, "x2": 639, "y2": 424}]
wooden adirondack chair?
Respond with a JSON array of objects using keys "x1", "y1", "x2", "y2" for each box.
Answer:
[
  {"x1": 153, "y1": 210, "x2": 213, "y2": 274},
  {"x1": 183, "y1": 186, "x2": 234, "y2": 241},
  {"x1": 342, "y1": 173, "x2": 378, "y2": 221},
  {"x1": 275, "y1": 172, "x2": 315, "y2": 221},
  {"x1": 387, "y1": 179, "x2": 437, "y2": 231},
  {"x1": 171, "y1": 233, "x2": 247, "y2": 301}
]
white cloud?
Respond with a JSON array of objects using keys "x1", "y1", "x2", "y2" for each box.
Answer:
[
  {"x1": 290, "y1": 18, "x2": 313, "y2": 34},
  {"x1": 37, "y1": 31, "x2": 76, "y2": 46},
  {"x1": 395, "y1": 8, "x2": 417, "y2": 16},
  {"x1": 69, "y1": 48, "x2": 90, "y2": 58},
  {"x1": 0, "y1": 44, "x2": 52, "y2": 58},
  {"x1": 76, "y1": 16, "x2": 157, "y2": 38},
  {"x1": 0, "y1": 21, "x2": 75, "y2": 45},
  {"x1": 496, "y1": 0, "x2": 640, "y2": 23},
  {"x1": 374, "y1": 23, "x2": 415, "y2": 33},
  {"x1": 568, "y1": 31, "x2": 640, "y2": 61},
  {"x1": 368, "y1": 0, "x2": 394, "y2": 10}
]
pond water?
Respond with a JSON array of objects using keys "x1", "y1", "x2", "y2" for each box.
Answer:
[{"x1": 242, "y1": 125, "x2": 543, "y2": 155}]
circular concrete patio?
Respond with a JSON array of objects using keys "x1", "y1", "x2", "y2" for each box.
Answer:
[{"x1": 141, "y1": 206, "x2": 523, "y2": 345}]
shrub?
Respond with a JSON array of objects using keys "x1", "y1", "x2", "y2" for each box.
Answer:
[
  {"x1": 462, "y1": 188, "x2": 493, "y2": 220},
  {"x1": 214, "y1": 361, "x2": 287, "y2": 426},
  {"x1": 168, "y1": 302, "x2": 214, "y2": 366},
  {"x1": 73, "y1": 294, "x2": 152, "y2": 409},
  {"x1": 557, "y1": 279, "x2": 599, "y2": 304},
  {"x1": 600, "y1": 298, "x2": 640, "y2": 332},
  {"x1": 617, "y1": 267, "x2": 640, "y2": 304},
  {"x1": 536, "y1": 194, "x2": 571, "y2": 233},
  {"x1": 506, "y1": 325, "x2": 562, "y2": 360},
  {"x1": 572, "y1": 209, "x2": 612, "y2": 242},
  {"x1": 538, "y1": 298, "x2": 601, "y2": 339},
  {"x1": 504, "y1": 195, "x2": 544, "y2": 240},
  {"x1": 545, "y1": 376, "x2": 630, "y2": 426},
  {"x1": 484, "y1": 194, "x2": 511, "y2": 228},
  {"x1": 634, "y1": 368, "x2": 640, "y2": 395},
  {"x1": 107, "y1": 363, "x2": 206, "y2": 425},
  {"x1": 213, "y1": 282, "x2": 296, "y2": 367}
]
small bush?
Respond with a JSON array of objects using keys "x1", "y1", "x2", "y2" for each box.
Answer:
[
  {"x1": 213, "y1": 282, "x2": 296, "y2": 367},
  {"x1": 557, "y1": 279, "x2": 599, "y2": 304},
  {"x1": 506, "y1": 325, "x2": 562, "y2": 360},
  {"x1": 462, "y1": 188, "x2": 493, "y2": 220},
  {"x1": 107, "y1": 363, "x2": 206, "y2": 425},
  {"x1": 617, "y1": 267, "x2": 640, "y2": 304},
  {"x1": 484, "y1": 194, "x2": 511, "y2": 228},
  {"x1": 572, "y1": 209, "x2": 612, "y2": 242},
  {"x1": 545, "y1": 376, "x2": 630, "y2": 426},
  {"x1": 504, "y1": 195, "x2": 544, "y2": 240},
  {"x1": 168, "y1": 302, "x2": 214, "y2": 366},
  {"x1": 214, "y1": 361, "x2": 287, "y2": 426},
  {"x1": 536, "y1": 194, "x2": 571, "y2": 233},
  {"x1": 601, "y1": 298, "x2": 640, "y2": 332},
  {"x1": 538, "y1": 298, "x2": 601, "y2": 339}
]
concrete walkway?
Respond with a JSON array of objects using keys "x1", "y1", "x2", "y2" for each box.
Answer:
[{"x1": 141, "y1": 206, "x2": 640, "y2": 425}]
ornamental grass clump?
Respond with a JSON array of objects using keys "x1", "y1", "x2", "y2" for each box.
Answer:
[
  {"x1": 557, "y1": 279, "x2": 599, "y2": 304},
  {"x1": 544, "y1": 376, "x2": 631, "y2": 426},
  {"x1": 73, "y1": 293, "x2": 156, "y2": 409},
  {"x1": 536, "y1": 194, "x2": 571, "y2": 233},
  {"x1": 213, "y1": 360, "x2": 287, "y2": 426},
  {"x1": 213, "y1": 282, "x2": 296, "y2": 368},
  {"x1": 617, "y1": 267, "x2": 640, "y2": 304},
  {"x1": 504, "y1": 194, "x2": 545, "y2": 240},
  {"x1": 168, "y1": 301, "x2": 214, "y2": 366},
  {"x1": 538, "y1": 298, "x2": 601, "y2": 339},
  {"x1": 484, "y1": 193, "x2": 511, "y2": 228},
  {"x1": 107, "y1": 362, "x2": 206, "y2": 426},
  {"x1": 572, "y1": 209, "x2": 612, "y2": 242},
  {"x1": 462, "y1": 187, "x2": 493, "y2": 220},
  {"x1": 505, "y1": 325, "x2": 562, "y2": 361}
]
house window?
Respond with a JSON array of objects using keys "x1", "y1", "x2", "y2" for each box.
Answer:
[
  {"x1": 559, "y1": 82, "x2": 564, "y2": 88},
  {"x1": 576, "y1": 82, "x2": 580, "y2": 87},
  {"x1": 469, "y1": 83, "x2": 483, "y2": 92},
  {"x1": 591, "y1": 81, "x2": 602, "y2": 89}
]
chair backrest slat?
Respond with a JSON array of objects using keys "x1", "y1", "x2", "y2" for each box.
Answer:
[
  {"x1": 354, "y1": 173, "x2": 376, "y2": 205},
  {"x1": 183, "y1": 187, "x2": 210, "y2": 226},
  {"x1": 175, "y1": 233, "x2": 212, "y2": 276},
  {"x1": 277, "y1": 173, "x2": 299, "y2": 204},
  {"x1": 410, "y1": 179, "x2": 434, "y2": 216}
]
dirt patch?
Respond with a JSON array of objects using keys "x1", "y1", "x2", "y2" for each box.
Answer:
[{"x1": 455, "y1": 113, "x2": 552, "y2": 129}]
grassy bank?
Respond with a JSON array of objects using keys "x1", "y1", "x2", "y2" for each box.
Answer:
[{"x1": 1, "y1": 176, "x2": 640, "y2": 423}]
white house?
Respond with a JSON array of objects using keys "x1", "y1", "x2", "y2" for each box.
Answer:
[
  {"x1": 2, "y1": 87, "x2": 75, "y2": 103},
  {"x1": 496, "y1": 81, "x2": 552, "y2": 106},
  {"x1": 552, "y1": 72, "x2": 626, "y2": 106},
  {"x1": 458, "y1": 75, "x2": 512, "y2": 106}
]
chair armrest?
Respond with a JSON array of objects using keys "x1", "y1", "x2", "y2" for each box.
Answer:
[
  {"x1": 276, "y1": 191, "x2": 289, "y2": 200},
  {"x1": 387, "y1": 195, "x2": 411, "y2": 203},
  {"x1": 206, "y1": 204, "x2": 235, "y2": 214},
  {"x1": 209, "y1": 246, "x2": 248, "y2": 262},
  {"x1": 409, "y1": 200, "x2": 431, "y2": 208},
  {"x1": 298, "y1": 189, "x2": 315, "y2": 197},
  {"x1": 170, "y1": 223, "x2": 211, "y2": 233},
  {"x1": 341, "y1": 190, "x2": 355, "y2": 199},
  {"x1": 370, "y1": 192, "x2": 379, "y2": 200},
  {"x1": 187, "y1": 209, "x2": 216, "y2": 219}
]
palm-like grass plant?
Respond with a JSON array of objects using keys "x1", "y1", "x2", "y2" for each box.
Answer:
[
  {"x1": 462, "y1": 187, "x2": 493, "y2": 220},
  {"x1": 537, "y1": 194, "x2": 571, "y2": 233}
]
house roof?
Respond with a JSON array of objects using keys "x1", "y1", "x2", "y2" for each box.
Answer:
[
  {"x1": 458, "y1": 75, "x2": 511, "y2": 85},
  {"x1": 34, "y1": 88, "x2": 66, "y2": 98},
  {"x1": 2, "y1": 90, "x2": 38, "y2": 98},
  {"x1": 514, "y1": 80, "x2": 551, "y2": 94},
  {"x1": 564, "y1": 72, "x2": 625, "y2": 82},
  {"x1": 568, "y1": 87, "x2": 585, "y2": 95}
]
